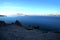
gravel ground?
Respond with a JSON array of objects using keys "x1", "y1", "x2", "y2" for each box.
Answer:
[{"x1": 0, "y1": 25, "x2": 60, "y2": 40}]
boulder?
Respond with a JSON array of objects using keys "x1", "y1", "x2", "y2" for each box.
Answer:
[
  {"x1": 25, "y1": 25, "x2": 34, "y2": 30},
  {"x1": 25, "y1": 26, "x2": 34, "y2": 30},
  {"x1": 0, "y1": 21, "x2": 6, "y2": 26},
  {"x1": 15, "y1": 20, "x2": 23, "y2": 26},
  {"x1": 25, "y1": 25, "x2": 40, "y2": 30},
  {"x1": 11, "y1": 22, "x2": 14, "y2": 24},
  {"x1": 33, "y1": 26, "x2": 40, "y2": 29}
]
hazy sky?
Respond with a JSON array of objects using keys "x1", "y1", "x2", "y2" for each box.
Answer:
[{"x1": 0, "y1": 0, "x2": 60, "y2": 15}]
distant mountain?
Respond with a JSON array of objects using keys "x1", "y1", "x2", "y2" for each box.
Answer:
[
  {"x1": 16, "y1": 13, "x2": 29, "y2": 16},
  {"x1": 0, "y1": 15, "x2": 7, "y2": 17}
]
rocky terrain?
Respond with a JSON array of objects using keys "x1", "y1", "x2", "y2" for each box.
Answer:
[{"x1": 0, "y1": 20, "x2": 60, "y2": 40}]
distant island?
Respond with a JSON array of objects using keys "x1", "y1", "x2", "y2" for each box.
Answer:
[{"x1": 0, "y1": 15, "x2": 7, "y2": 17}]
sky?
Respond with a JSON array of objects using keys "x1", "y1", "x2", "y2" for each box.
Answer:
[{"x1": 0, "y1": 0, "x2": 60, "y2": 15}]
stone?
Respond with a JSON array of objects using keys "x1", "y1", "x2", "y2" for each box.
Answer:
[
  {"x1": 25, "y1": 25, "x2": 34, "y2": 30},
  {"x1": 33, "y1": 26, "x2": 40, "y2": 29}
]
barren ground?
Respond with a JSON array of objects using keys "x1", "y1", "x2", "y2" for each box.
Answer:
[{"x1": 0, "y1": 25, "x2": 60, "y2": 40}]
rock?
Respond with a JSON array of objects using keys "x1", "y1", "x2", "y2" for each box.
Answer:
[
  {"x1": 25, "y1": 25, "x2": 40, "y2": 30},
  {"x1": 25, "y1": 25, "x2": 35, "y2": 30},
  {"x1": 11, "y1": 22, "x2": 14, "y2": 24},
  {"x1": 25, "y1": 26, "x2": 34, "y2": 30},
  {"x1": 33, "y1": 25, "x2": 40, "y2": 30},
  {"x1": 15, "y1": 20, "x2": 23, "y2": 26},
  {"x1": 0, "y1": 21, "x2": 6, "y2": 26}
]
